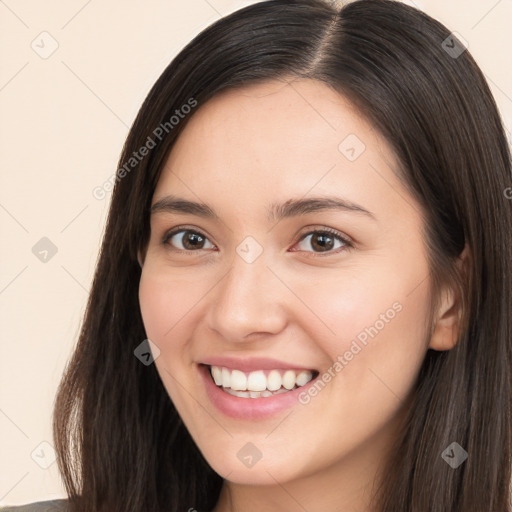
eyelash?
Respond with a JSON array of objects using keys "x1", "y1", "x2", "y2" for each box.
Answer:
[{"x1": 161, "y1": 225, "x2": 353, "y2": 257}]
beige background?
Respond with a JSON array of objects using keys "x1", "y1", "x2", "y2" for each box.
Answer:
[{"x1": 1, "y1": 0, "x2": 511, "y2": 505}]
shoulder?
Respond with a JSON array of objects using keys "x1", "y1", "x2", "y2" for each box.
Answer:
[{"x1": 0, "y1": 499, "x2": 69, "y2": 512}]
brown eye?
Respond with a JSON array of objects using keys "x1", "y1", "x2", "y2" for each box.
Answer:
[
  {"x1": 294, "y1": 229, "x2": 351, "y2": 254},
  {"x1": 164, "y1": 229, "x2": 214, "y2": 251}
]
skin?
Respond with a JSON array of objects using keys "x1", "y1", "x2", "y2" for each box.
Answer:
[{"x1": 138, "y1": 79, "x2": 462, "y2": 512}]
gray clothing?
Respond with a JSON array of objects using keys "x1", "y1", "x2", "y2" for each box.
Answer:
[{"x1": 0, "y1": 500, "x2": 69, "y2": 512}]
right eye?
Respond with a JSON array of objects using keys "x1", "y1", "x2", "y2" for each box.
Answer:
[{"x1": 162, "y1": 228, "x2": 216, "y2": 252}]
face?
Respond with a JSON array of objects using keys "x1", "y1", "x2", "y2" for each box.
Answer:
[{"x1": 138, "y1": 79, "x2": 436, "y2": 491}]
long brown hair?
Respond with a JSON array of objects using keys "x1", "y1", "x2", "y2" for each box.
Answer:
[{"x1": 52, "y1": 1, "x2": 512, "y2": 511}]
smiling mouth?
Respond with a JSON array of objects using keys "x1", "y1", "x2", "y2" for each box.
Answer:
[{"x1": 206, "y1": 364, "x2": 320, "y2": 398}]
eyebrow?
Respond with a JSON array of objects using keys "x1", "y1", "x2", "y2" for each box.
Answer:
[{"x1": 150, "y1": 194, "x2": 376, "y2": 223}]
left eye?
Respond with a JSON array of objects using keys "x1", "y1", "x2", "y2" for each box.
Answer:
[{"x1": 294, "y1": 230, "x2": 350, "y2": 254}]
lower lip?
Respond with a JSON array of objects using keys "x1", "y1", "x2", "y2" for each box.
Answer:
[{"x1": 198, "y1": 364, "x2": 318, "y2": 420}]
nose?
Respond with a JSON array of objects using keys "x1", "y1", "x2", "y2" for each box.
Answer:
[{"x1": 206, "y1": 249, "x2": 288, "y2": 343}]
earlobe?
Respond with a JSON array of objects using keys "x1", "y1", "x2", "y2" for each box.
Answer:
[
  {"x1": 428, "y1": 244, "x2": 471, "y2": 352},
  {"x1": 428, "y1": 287, "x2": 460, "y2": 351}
]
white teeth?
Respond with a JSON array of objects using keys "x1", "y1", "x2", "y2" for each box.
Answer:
[
  {"x1": 209, "y1": 365, "x2": 315, "y2": 397},
  {"x1": 247, "y1": 370, "x2": 267, "y2": 391},
  {"x1": 230, "y1": 369, "x2": 247, "y2": 391},
  {"x1": 282, "y1": 370, "x2": 296, "y2": 390},
  {"x1": 225, "y1": 389, "x2": 250, "y2": 398},
  {"x1": 225, "y1": 388, "x2": 290, "y2": 399},
  {"x1": 296, "y1": 370, "x2": 313, "y2": 387},
  {"x1": 221, "y1": 367, "x2": 231, "y2": 388},
  {"x1": 267, "y1": 370, "x2": 282, "y2": 391},
  {"x1": 211, "y1": 366, "x2": 222, "y2": 386}
]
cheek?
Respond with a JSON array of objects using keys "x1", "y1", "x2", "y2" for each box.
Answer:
[
  {"x1": 138, "y1": 267, "x2": 203, "y2": 415},
  {"x1": 289, "y1": 260, "x2": 431, "y2": 400},
  {"x1": 138, "y1": 264, "x2": 206, "y2": 343},
  {"x1": 290, "y1": 263, "x2": 427, "y2": 341},
  {"x1": 139, "y1": 274, "x2": 170, "y2": 341}
]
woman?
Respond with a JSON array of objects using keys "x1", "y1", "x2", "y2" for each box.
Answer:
[{"x1": 3, "y1": 0, "x2": 510, "y2": 510}]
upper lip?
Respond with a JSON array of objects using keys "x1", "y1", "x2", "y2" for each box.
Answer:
[{"x1": 200, "y1": 356, "x2": 318, "y2": 373}]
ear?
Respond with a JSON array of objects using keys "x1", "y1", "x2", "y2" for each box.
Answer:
[{"x1": 428, "y1": 244, "x2": 470, "y2": 351}]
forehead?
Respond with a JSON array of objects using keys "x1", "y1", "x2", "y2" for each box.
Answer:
[
  {"x1": 162, "y1": 78, "x2": 381, "y2": 172},
  {"x1": 153, "y1": 79, "x2": 413, "y2": 224}
]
